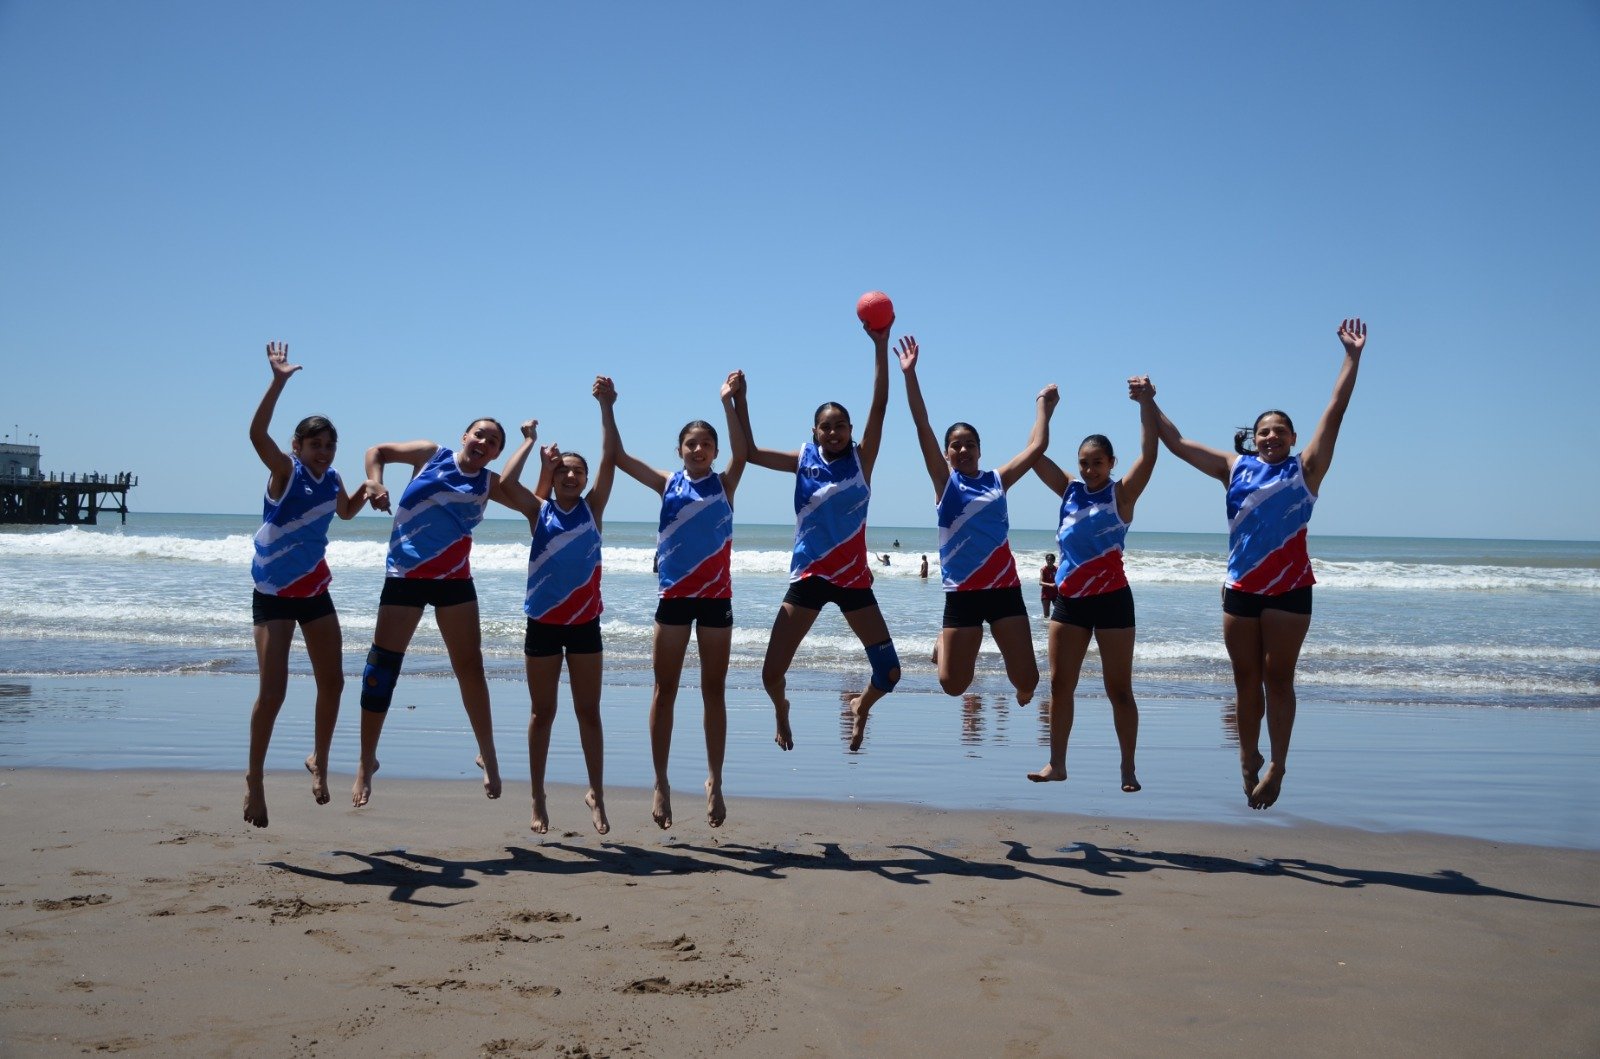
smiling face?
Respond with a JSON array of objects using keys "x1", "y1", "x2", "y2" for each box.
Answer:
[
  {"x1": 1077, "y1": 442, "x2": 1115, "y2": 491},
  {"x1": 458, "y1": 419, "x2": 506, "y2": 471},
  {"x1": 813, "y1": 404, "x2": 853, "y2": 458},
  {"x1": 1252, "y1": 412, "x2": 1296, "y2": 464},
  {"x1": 553, "y1": 453, "x2": 589, "y2": 504},
  {"x1": 678, "y1": 424, "x2": 719, "y2": 475},
  {"x1": 944, "y1": 425, "x2": 981, "y2": 477},
  {"x1": 292, "y1": 428, "x2": 337, "y2": 476}
]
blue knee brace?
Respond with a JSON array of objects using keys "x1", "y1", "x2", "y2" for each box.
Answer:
[
  {"x1": 360, "y1": 646, "x2": 404, "y2": 713},
  {"x1": 866, "y1": 639, "x2": 901, "y2": 693}
]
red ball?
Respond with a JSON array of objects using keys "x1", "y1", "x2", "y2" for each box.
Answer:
[{"x1": 855, "y1": 290, "x2": 895, "y2": 331}]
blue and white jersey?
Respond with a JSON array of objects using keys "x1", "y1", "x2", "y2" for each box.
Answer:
[
  {"x1": 252, "y1": 456, "x2": 340, "y2": 597},
  {"x1": 1227, "y1": 454, "x2": 1316, "y2": 595},
  {"x1": 1055, "y1": 479, "x2": 1130, "y2": 598},
  {"x1": 936, "y1": 469, "x2": 1020, "y2": 592},
  {"x1": 385, "y1": 447, "x2": 489, "y2": 580},
  {"x1": 525, "y1": 497, "x2": 603, "y2": 624},
  {"x1": 790, "y1": 441, "x2": 873, "y2": 589},
  {"x1": 657, "y1": 470, "x2": 733, "y2": 599}
]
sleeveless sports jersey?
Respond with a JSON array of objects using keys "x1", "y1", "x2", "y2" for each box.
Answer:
[
  {"x1": 657, "y1": 470, "x2": 733, "y2": 600},
  {"x1": 525, "y1": 497, "x2": 603, "y2": 624},
  {"x1": 385, "y1": 447, "x2": 489, "y2": 580},
  {"x1": 790, "y1": 441, "x2": 872, "y2": 589},
  {"x1": 936, "y1": 469, "x2": 1021, "y2": 592},
  {"x1": 1227, "y1": 454, "x2": 1317, "y2": 595},
  {"x1": 1054, "y1": 479, "x2": 1130, "y2": 599},
  {"x1": 252, "y1": 456, "x2": 340, "y2": 597}
]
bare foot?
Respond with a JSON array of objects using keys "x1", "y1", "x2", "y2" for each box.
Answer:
[
  {"x1": 530, "y1": 792, "x2": 549, "y2": 835},
  {"x1": 352, "y1": 757, "x2": 378, "y2": 808},
  {"x1": 773, "y1": 699, "x2": 794, "y2": 752},
  {"x1": 1249, "y1": 763, "x2": 1285, "y2": 810},
  {"x1": 846, "y1": 695, "x2": 871, "y2": 752},
  {"x1": 1026, "y1": 763, "x2": 1067, "y2": 783},
  {"x1": 1016, "y1": 685, "x2": 1034, "y2": 707},
  {"x1": 243, "y1": 773, "x2": 269, "y2": 828},
  {"x1": 1121, "y1": 767, "x2": 1142, "y2": 793},
  {"x1": 304, "y1": 754, "x2": 330, "y2": 805},
  {"x1": 706, "y1": 779, "x2": 725, "y2": 828},
  {"x1": 1241, "y1": 751, "x2": 1264, "y2": 799},
  {"x1": 652, "y1": 784, "x2": 673, "y2": 830},
  {"x1": 586, "y1": 790, "x2": 610, "y2": 835},
  {"x1": 476, "y1": 754, "x2": 502, "y2": 799}
]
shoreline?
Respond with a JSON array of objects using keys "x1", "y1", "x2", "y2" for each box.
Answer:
[{"x1": 2, "y1": 768, "x2": 1597, "y2": 1056}]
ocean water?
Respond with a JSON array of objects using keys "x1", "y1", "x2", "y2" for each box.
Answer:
[{"x1": 1, "y1": 514, "x2": 1598, "y2": 846}]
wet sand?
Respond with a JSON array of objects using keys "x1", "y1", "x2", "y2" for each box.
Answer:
[{"x1": 2, "y1": 768, "x2": 1597, "y2": 1056}]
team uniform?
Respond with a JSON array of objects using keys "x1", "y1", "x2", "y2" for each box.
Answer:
[
  {"x1": 378, "y1": 446, "x2": 490, "y2": 609},
  {"x1": 654, "y1": 469, "x2": 734, "y2": 628},
  {"x1": 936, "y1": 469, "x2": 1027, "y2": 628},
  {"x1": 1222, "y1": 454, "x2": 1316, "y2": 617},
  {"x1": 1051, "y1": 478, "x2": 1136, "y2": 630},
  {"x1": 783, "y1": 441, "x2": 876, "y2": 613},
  {"x1": 251, "y1": 456, "x2": 340, "y2": 625},
  {"x1": 524, "y1": 497, "x2": 604, "y2": 656}
]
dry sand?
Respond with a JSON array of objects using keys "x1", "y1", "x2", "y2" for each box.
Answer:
[{"x1": 2, "y1": 768, "x2": 1597, "y2": 1057}]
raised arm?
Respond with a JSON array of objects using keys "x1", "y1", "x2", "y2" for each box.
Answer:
[
  {"x1": 1032, "y1": 453, "x2": 1073, "y2": 497},
  {"x1": 363, "y1": 438, "x2": 439, "y2": 514},
  {"x1": 249, "y1": 341, "x2": 298, "y2": 496},
  {"x1": 719, "y1": 369, "x2": 749, "y2": 501},
  {"x1": 855, "y1": 321, "x2": 893, "y2": 479},
  {"x1": 1151, "y1": 392, "x2": 1233, "y2": 486},
  {"x1": 1298, "y1": 318, "x2": 1366, "y2": 495},
  {"x1": 491, "y1": 419, "x2": 541, "y2": 518},
  {"x1": 598, "y1": 376, "x2": 669, "y2": 496},
  {"x1": 740, "y1": 372, "x2": 801, "y2": 473},
  {"x1": 586, "y1": 375, "x2": 619, "y2": 526},
  {"x1": 997, "y1": 384, "x2": 1059, "y2": 490},
  {"x1": 1114, "y1": 376, "x2": 1161, "y2": 520},
  {"x1": 896, "y1": 336, "x2": 952, "y2": 498}
]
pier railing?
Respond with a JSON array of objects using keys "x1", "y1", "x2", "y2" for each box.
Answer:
[{"x1": 0, "y1": 472, "x2": 139, "y2": 525}]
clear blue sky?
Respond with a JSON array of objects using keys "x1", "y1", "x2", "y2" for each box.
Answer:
[{"x1": 4, "y1": 2, "x2": 1597, "y2": 539}]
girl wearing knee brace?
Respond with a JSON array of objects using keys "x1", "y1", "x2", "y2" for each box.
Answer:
[{"x1": 356, "y1": 414, "x2": 538, "y2": 808}]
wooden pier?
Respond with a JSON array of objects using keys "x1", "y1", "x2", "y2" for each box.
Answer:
[{"x1": 0, "y1": 471, "x2": 139, "y2": 525}]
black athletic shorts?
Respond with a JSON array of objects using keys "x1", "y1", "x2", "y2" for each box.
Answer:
[
  {"x1": 1222, "y1": 585, "x2": 1313, "y2": 618},
  {"x1": 655, "y1": 597, "x2": 734, "y2": 628},
  {"x1": 379, "y1": 577, "x2": 478, "y2": 610},
  {"x1": 783, "y1": 576, "x2": 878, "y2": 614},
  {"x1": 1050, "y1": 585, "x2": 1136, "y2": 630},
  {"x1": 252, "y1": 590, "x2": 337, "y2": 626},
  {"x1": 942, "y1": 586, "x2": 1029, "y2": 629},
  {"x1": 524, "y1": 617, "x2": 603, "y2": 657}
]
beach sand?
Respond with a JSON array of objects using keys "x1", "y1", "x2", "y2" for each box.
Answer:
[{"x1": 2, "y1": 768, "x2": 1597, "y2": 1057}]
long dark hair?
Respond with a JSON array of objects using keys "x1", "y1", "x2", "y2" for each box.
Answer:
[
  {"x1": 1234, "y1": 410, "x2": 1294, "y2": 455},
  {"x1": 293, "y1": 415, "x2": 337, "y2": 444}
]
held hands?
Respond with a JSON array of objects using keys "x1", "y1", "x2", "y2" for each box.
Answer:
[
  {"x1": 721, "y1": 370, "x2": 745, "y2": 400},
  {"x1": 539, "y1": 443, "x2": 562, "y2": 472},
  {"x1": 592, "y1": 375, "x2": 616, "y2": 405},
  {"x1": 519, "y1": 419, "x2": 538, "y2": 442},
  {"x1": 365, "y1": 481, "x2": 391, "y2": 514},
  {"x1": 1127, "y1": 375, "x2": 1156, "y2": 403},
  {"x1": 894, "y1": 335, "x2": 920, "y2": 373},
  {"x1": 1338, "y1": 318, "x2": 1367, "y2": 356},
  {"x1": 266, "y1": 341, "x2": 300, "y2": 382},
  {"x1": 1038, "y1": 383, "x2": 1060, "y2": 413}
]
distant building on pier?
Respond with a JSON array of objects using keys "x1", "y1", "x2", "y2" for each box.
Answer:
[{"x1": 0, "y1": 442, "x2": 138, "y2": 525}]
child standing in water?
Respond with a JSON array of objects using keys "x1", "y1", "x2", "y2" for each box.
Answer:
[
  {"x1": 602, "y1": 371, "x2": 748, "y2": 829},
  {"x1": 1027, "y1": 376, "x2": 1159, "y2": 792},
  {"x1": 245, "y1": 341, "x2": 368, "y2": 828},
  {"x1": 356, "y1": 415, "x2": 537, "y2": 808},
  {"x1": 744, "y1": 317, "x2": 899, "y2": 752},
  {"x1": 499, "y1": 380, "x2": 617, "y2": 835},
  {"x1": 1147, "y1": 319, "x2": 1369, "y2": 809},
  {"x1": 896, "y1": 335, "x2": 1057, "y2": 704}
]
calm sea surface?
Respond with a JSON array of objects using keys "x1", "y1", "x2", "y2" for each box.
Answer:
[{"x1": 2, "y1": 514, "x2": 1597, "y2": 846}]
